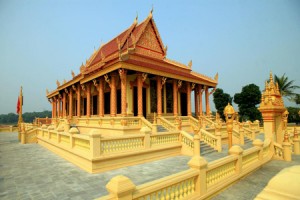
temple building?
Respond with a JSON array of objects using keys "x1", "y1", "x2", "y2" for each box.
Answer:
[{"x1": 46, "y1": 11, "x2": 218, "y2": 121}]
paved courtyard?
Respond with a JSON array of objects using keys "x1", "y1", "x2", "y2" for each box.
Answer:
[{"x1": 0, "y1": 132, "x2": 299, "y2": 200}]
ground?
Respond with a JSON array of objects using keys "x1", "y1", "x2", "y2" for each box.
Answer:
[{"x1": 0, "y1": 132, "x2": 299, "y2": 200}]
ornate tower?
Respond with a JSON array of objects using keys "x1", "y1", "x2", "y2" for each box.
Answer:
[{"x1": 258, "y1": 72, "x2": 286, "y2": 144}]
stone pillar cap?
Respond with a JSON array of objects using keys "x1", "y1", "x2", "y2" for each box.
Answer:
[
  {"x1": 229, "y1": 145, "x2": 243, "y2": 155},
  {"x1": 106, "y1": 175, "x2": 136, "y2": 195}
]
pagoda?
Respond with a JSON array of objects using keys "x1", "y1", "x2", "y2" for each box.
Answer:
[{"x1": 46, "y1": 10, "x2": 218, "y2": 124}]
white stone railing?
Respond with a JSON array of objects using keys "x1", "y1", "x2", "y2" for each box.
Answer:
[
  {"x1": 200, "y1": 129, "x2": 222, "y2": 152},
  {"x1": 158, "y1": 117, "x2": 177, "y2": 131},
  {"x1": 97, "y1": 138, "x2": 273, "y2": 200}
]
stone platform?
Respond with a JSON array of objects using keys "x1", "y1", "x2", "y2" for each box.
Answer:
[{"x1": 1, "y1": 132, "x2": 299, "y2": 200}]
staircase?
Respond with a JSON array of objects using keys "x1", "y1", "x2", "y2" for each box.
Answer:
[
  {"x1": 200, "y1": 141, "x2": 217, "y2": 156},
  {"x1": 157, "y1": 125, "x2": 168, "y2": 132}
]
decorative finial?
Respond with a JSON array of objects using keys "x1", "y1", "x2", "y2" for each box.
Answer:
[
  {"x1": 148, "y1": 6, "x2": 153, "y2": 18},
  {"x1": 134, "y1": 12, "x2": 138, "y2": 24},
  {"x1": 164, "y1": 45, "x2": 168, "y2": 53},
  {"x1": 71, "y1": 70, "x2": 75, "y2": 78},
  {"x1": 269, "y1": 71, "x2": 273, "y2": 83},
  {"x1": 214, "y1": 73, "x2": 219, "y2": 81},
  {"x1": 188, "y1": 60, "x2": 192, "y2": 68},
  {"x1": 46, "y1": 89, "x2": 49, "y2": 95},
  {"x1": 56, "y1": 80, "x2": 60, "y2": 87}
]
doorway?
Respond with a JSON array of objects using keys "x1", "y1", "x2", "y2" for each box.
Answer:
[
  {"x1": 133, "y1": 87, "x2": 147, "y2": 117},
  {"x1": 180, "y1": 93, "x2": 187, "y2": 116}
]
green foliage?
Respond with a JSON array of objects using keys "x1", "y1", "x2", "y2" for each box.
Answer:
[
  {"x1": 287, "y1": 107, "x2": 300, "y2": 124},
  {"x1": 292, "y1": 94, "x2": 300, "y2": 105},
  {"x1": 234, "y1": 84, "x2": 262, "y2": 122},
  {"x1": 213, "y1": 88, "x2": 232, "y2": 120},
  {"x1": 0, "y1": 110, "x2": 51, "y2": 124},
  {"x1": 274, "y1": 73, "x2": 300, "y2": 101}
]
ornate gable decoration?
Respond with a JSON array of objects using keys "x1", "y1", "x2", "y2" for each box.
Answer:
[{"x1": 259, "y1": 72, "x2": 284, "y2": 109}]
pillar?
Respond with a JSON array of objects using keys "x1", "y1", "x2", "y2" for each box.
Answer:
[
  {"x1": 77, "y1": 84, "x2": 81, "y2": 117},
  {"x1": 137, "y1": 73, "x2": 143, "y2": 117},
  {"x1": 195, "y1": 85, "x2": 199, "y2": 117},
  {"x1": 157, "y1": 76, "x2": 162, "y2": 117},
  {"x1": 173, "y1": 80, "x2": 178, "y2": 116},
  {"x1": 187, "y1": 82, "x2": 192, "y2": 116},
  {"x1": 86, "y1": 83, "x2": 91, "y2": 117},
  {"x1": 62, "y1": 92, "x2": 66, "y2": 117},
  {"x1": 98, "y1": 77, "x2": 104, "y2": 117},
  {"x1": 52, "y1": 99, "x2": 56, "y2": 118},
  {"x1": 199, "y1": 85, "x2": 203, "y2": 116},
  {"x1": 69, "y1": 89, "x2": 73, "y2": 118},
  {"x1": 58, "y1": 97, "x2": 61, "y2": 117},
  {"x1": 205, "y1": 86, "x2": 210, "y2": 115},
  {"x1": 119, "y1": 69, "x2": 127, "y2": 117},
  {"x1": 110, "y1": 73, "x2": 117, "y2": 117}
]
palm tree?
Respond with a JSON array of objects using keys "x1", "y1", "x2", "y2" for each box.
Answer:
[{"x1": 274, "y1": 73, "x2": 300, "y2": 101}]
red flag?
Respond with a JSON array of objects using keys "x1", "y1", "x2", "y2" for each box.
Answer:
[{"x1": 16, "y1": 97, "x2": 20, "y2": 114}]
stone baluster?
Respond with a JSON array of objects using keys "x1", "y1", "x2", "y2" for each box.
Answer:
[{"x1": 293, "y1": 127, "x2": 300, "y2": 155}]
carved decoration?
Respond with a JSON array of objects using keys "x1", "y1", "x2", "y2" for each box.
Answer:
[
  {"x1": 46, "y1": 89, "x2": 49, "y2": 95},
  {"x1": 80, "y1": 63, "x2": 86, "y2": 73},
  {"x1": 178, "y1": 80, "x2": 182, "y2": 88},
  {"x1": 56, "y1": 80, "x2": 60, "y2": 87},
  {"x1": 93, "y1": 79, "x2": 98, "y2": 87},
  {"x1": 161, "y1": 77, "x2": 167, "y2": 86},
  {"x1": 118, "y1": 69, "x2": 127, "y2": 81},
  {"x1": 64, "y1": 88, "x2": 69, "y2": 94},
  {"x1": 142, "y1": 73, "x2": 148, "y2": 82},
  {"x1": 192, "y1": 83, "x2": 196, "y2": 90},
  {"x1": 72, "y1": 85, "x2": 77, "y2": 91},
  {"x1": 214, "y1": 73, "x2": 219, "y2": 81},
  {"x1": 63, "y1": 79, "x2": 67, "y2": 84},
  {"x1": 209, "y1": 87, "x2": 217, "y2": 95},
  {"x1": 81, "y1": 84, "x2": 86, "y2": 91},
  {"x1": 104, "y1": 74, "x2": 111, "y2": 88}
]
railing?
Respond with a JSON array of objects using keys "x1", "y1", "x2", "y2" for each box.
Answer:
[
  {"x1": 98, "y1": 138, "x2": 273, "y2": 200},
  {"x1": 243, "y1": 127, "x2": 254, "y2": 140},
  {"x1": 150, "y1": 132, "x2": 180, "y2": 146},
  {"x1": 140, "y1": 117, "x2": 152, "y2": 131},
  {"x1": 180, "y1": 131, "x2": 194, "y2": 150},
  {"x1": 206, "y1": 156, "x2": 237, "y2": 188},
  {"x1": 100, "y1": 135, "x2": 144, "y2": 154},
  {"x1": 158, "y1": 117, "x2": 176, "y2": 131},
  {"x1": 189, "y1": 116, "x2": 200, "y2": 129},
  {"x1": 273, "y1": 142, "x2": 284, "y2": 160},
  {"x1": 200, "y1": 129, "x2": 221, "y2": 152},
  {"x1": 34, "y1": 117, "x2": 52, "y2": 126},
  {"x1": 132, "y1": 169, "x2": 198, "y2": 200}
]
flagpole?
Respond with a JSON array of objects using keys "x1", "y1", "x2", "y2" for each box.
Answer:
[{"x1": 18, "y1": 86, "x2": 23, "y2": 125}]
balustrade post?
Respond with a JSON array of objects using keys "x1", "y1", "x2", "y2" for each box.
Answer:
[
  {"x1": 228, "y1": 145, "x2": 243, "y2": 174},
  {"x1": 193, "y1": 134, "x2": 200, "y2": 156},
  {"x1": 188, "y1": 154, "x2": 208, "y2": 195},
  {"x1": 282, "y1": 131, "x2": 292, "y2": 161},
  {"x1": 253, "y1": 139, "x2": 264, "y2": 161},
  {"x1": 215, "y1": 132, "x2": 222, "y2": 152},
  {"x1": 106, "y1": 175, "x2": 136, "y2": 200},
  {"x1": 141, "y1": 126, "x2": 151, "y2": 149},
  {"x1": 69, "y1": 127, "x2": 79, "y2": 148},
  {"x1": 89, "y1": 130, "x2": 101, "y2": 158},
  {"x1": 21, "y1": 124, "x2": 26, "y2": 144},
  {"x1": 64, "y1": 120, "x2": 70, "y2": 133},
  {"x1": 293, "y1": 127, "x2": 300, "y2": 155},
  {"x1": 251, "y1": 130, "x2": 255, "y2": 140}
]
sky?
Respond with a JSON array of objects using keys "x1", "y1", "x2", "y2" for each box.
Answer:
[{"x1": 0, "y1": 0, "x2": 300, "y2": 114}]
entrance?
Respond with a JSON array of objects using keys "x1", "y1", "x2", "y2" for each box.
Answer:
[
  {"x1": 180, "y1": 93, "x2": 187, "y2": 116},
  {"x1": 104, "y1": 92, "x2": 110, "y2": 114}
]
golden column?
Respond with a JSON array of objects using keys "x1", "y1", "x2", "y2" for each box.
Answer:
[
  {"x1": 199, "y1": 85, "x2": 203, "y2": 116},
  {"x1": 137, "y1": 73, "x2": 143, "y2": 117},
  {"x1": 110, "y1": 72, "x2": 117, "y2": 117},
  {"x1": 187, "y1": 82, "x2": 192, "y2": 116},
  {"x1": 194, "y1": 85, "x2": 199, "y2": 117},
  {"x1": 86, "y1": 83, "x2": 91, "y2": 117},
  {"x1": 98, "y1": 77, "x2": 104, "y2": 117},
  {"x1": 205, "y1": 86, "x2": 210, "y2": 115},
  {"x1": 119, "y1": 69, "x2": 127, "y2": 117},
  {"x1": 69, "y1": 88, "x2": 73, "y2": 118},
  {"x1": 173, "y1": 79, "x2": 178, "y2": 117},
  {"x1": 157, "y1": 76, "x2": 162, "y2": 117},
  {"x1": 58, "y1": 95, "x2": 62, "y2": 117},
  {"x1": 51, "y1": 98, "x2": 55, "y2": 118},
  {"x1": 62, "y1": 92, "x2": 66, "y2": 117},
  {"x1": 77, "y1": 84, "x2": 81, "y2": 117},
  {"x1": 224, "y1": 103, "x2": 236, "y2": 149}
]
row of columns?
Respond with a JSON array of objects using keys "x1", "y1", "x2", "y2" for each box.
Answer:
[{"x1": 50, "y1": 70, "x2": 212, "y2": 119}]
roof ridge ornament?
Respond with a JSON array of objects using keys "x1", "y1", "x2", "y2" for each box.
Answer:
[
  {"x1": 134, "y1": 13, "x2": 138, "y2": 25},
  {"x1": 188, "y1": 60, "x2": 192, "y2": 69},
  {"x1": 148, "y1": 6, "x2": 153, "y2": 18},
  {"x1": 214, "y1": 73, "x2": 218, "y2": 81},
  {"x1": 71, "y1": 70, "x2": 75, "y2": 78}
]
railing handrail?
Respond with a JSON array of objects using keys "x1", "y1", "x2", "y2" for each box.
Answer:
[
  {"x1": 200, "y1": 128, "x2": 218, "y2": 140},
  {"x1": 158, "y1": 117, "x2": 176, "y2": 131},
  {"x1": 140, "y1": 117, "x2": 152, "y2": 130}
]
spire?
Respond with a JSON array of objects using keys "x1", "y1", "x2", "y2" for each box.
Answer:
[
  {"x1": 148, "y1": 6, "x2": 153, "y2": 18},
  {"x1": 134, "y1": 13, "x2": 138, "y2": 25},
  {"x1": 269, "y1": 71, "x2": 273, "y2": 84}
]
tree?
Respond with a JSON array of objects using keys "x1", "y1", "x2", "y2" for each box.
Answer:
[
  {"x1": 274, "y1": 73, "x2": 300, "y2": 101},
  {"x1": 292, "y1": 94, "x2": 300, "y2": 105},
  {"x1": 287, "y1": 107, "x2": 300, "y2": 124},
  {"x1": 234, "y1": 84, "x2": 262, "y2": 122},
  {"x1": 213, "y1": 88, "x2": 232, "y2": 121}
]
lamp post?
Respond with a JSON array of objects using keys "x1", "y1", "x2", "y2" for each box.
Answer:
[{"x1": 224, "y1": 103, "x2": 236, "y2": 149}]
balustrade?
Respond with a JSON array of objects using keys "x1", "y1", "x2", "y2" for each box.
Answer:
[
  {"x1": 150, "y1": 133, "x2": 180, "y2": 146},
  {"x1": 100, "y1": 136, "x2": 144, "y2": 154}
]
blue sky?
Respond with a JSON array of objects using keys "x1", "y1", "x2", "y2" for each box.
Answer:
[{"x1": 0, "y1": 0, "x2": 299, "y2": 114}]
